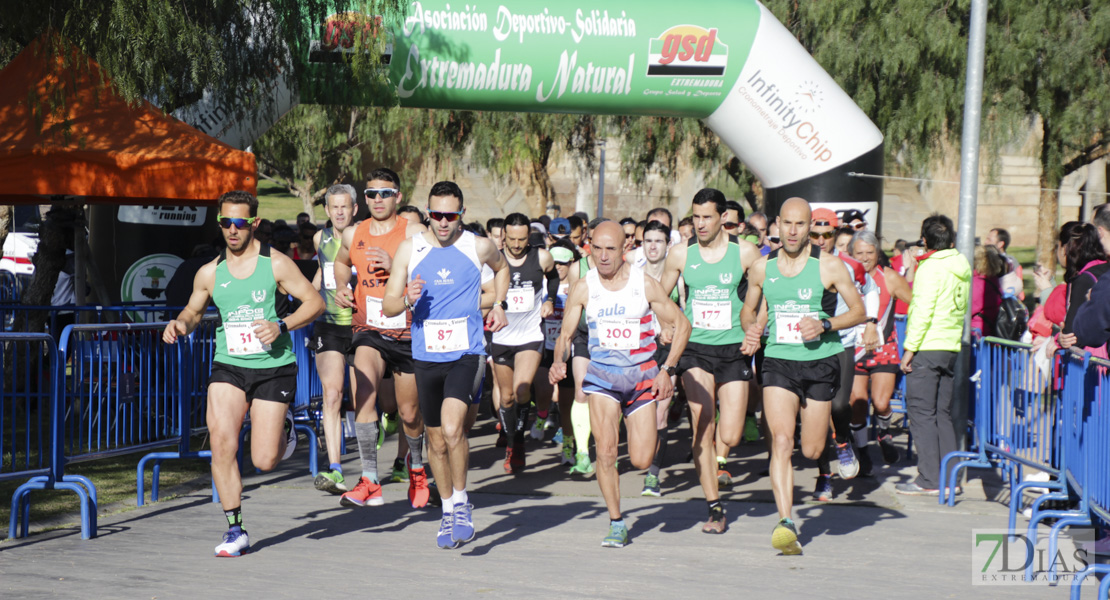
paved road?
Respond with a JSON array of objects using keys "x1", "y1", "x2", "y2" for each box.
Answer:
[{"x1": 0, "y1": 418, "x2": 1090, "y2": 599}]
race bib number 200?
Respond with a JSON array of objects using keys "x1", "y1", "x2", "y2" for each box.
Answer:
[{"x1": 598, "y1": 317, "x2": 640, "y2": 350}]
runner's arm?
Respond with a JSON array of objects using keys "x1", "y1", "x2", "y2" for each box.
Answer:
[
  {"x1": 645, "y1": 276, "x2": 690, "y2": 371},
  {"x1": 310, "y1": 230, "x2": 324, "y2": 291},
  {"x1": 739, "y1": 257, "x2": 766, "y2": 354},
  {"x1": 334, "y1": 226, "x2": 357, "y2": 309},
  {"x1": 479, "y1": 237, "x2": 509, "y2": 330},
  {"x1": 659, "y1": 244, "x2": 685, "y2": 296},
  {"x1": 163, "y1": 259, "x2": 215, "y2": 343},
  {"x1": 271, "y1": 252, "x2": 325, "y2": 332},
  {"x1": 885, "y1": 267, "x2": 913, "y2": 305},
  {"x1": 381, "y1": 239, "x2": 413, "y2": 318},
  {"x1": 549, "y1": 280, "x2": 587, "y2": 385},
  {"x1": 541, "y1": 249, "x2": 559, "y2": 310}
]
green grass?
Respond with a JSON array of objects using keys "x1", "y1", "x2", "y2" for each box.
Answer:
[
  {"x1": 256, "y1": 179, "x2": 323, "y2": 224},
  {"x1": 0, "y1": 438, "x2": 212, "y2": 540}
]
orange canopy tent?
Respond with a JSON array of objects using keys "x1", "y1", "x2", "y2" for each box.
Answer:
[{"x1": 0, "y1": 34, "x2": 256, "y2": 205}]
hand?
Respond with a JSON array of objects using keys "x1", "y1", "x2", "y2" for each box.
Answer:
[
  {"x1": 651, "y1": 369, "x2": 674, "y2": 401},
  {"x1": 486, "y1": 304, "x2": 507, "y2": 332},
  {"x1": 549, "y1": 361, "x2": 567, "y2": 385},
  {"x1": 798, "y1": 316, "x2": 824, "y2": 342},
  {"x1": 367, "y1": 247, "x2": 392, "y2": 272},
  {"x1": 900, "y1": 350, "x2": 915, "y2": 374},
  {"x1": 253, "y1": 319, "x2": 280, "y2": 345},
  {"x1": 1033, "y1": 264, "x2": 1052, "y2": 293},
  {"x1": 658, "y1": 324, "x2": 675, "y2": 346},
  {"x1": 540, "y1": 299, "x2": 554, "y2": 319},
  {"x1": 163, "y1": 319, "x2": 186, "y2": 344},
  {"x1": 862, "y1": 322, "x2": 880, "y2": 352},
  {"x1": 336, "y1": 287, "x2": 357, "y2": 310},
  {"x1": 407, "y1": 275, "x2": 425, "y2": 307},
  {"x1": 1058, "y1": 332, "x2": 1077, "y2": 349},
  {"x1": 741, "y1": 323, "x2": 762, "y2": 356}
]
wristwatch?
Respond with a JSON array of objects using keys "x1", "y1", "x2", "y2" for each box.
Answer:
[
  {"x1": 866, "y1": 317, "x2": 879, "y2": 324},
  {"x1": 663, "y1": 364, "x2": 677, "y2": 376},
  {"x1": 277, "y1": 320, "x2": 289, "y2": 335},
  {"x1": 820, "y1": 318, "x2": 832, "y2": 332},
  {"x1": 498, "y1": 300, "x2": 508, "y2": 310}
]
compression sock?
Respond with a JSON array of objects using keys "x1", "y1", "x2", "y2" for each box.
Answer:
[
  {"x1": 354, "y1": 421, "x2": 380, "y2": 483},
  {"x1": 499, "y1": 405, "x2": 519, "y2": 440},
  {"x1": 406, "y1": 433, "x2": 425, "y2": 470},
  {"x1": 224, "y1": 506, "x2": 242, "y2": 530},
  {"x1": 571, "y1": 401, "x2": 592, "y2": 451}
]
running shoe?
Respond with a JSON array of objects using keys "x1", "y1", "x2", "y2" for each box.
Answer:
[
  {"x1": 702, "y1": 506, "x2": 727, "y2": 534},
  {"x1": 390, "y1": 457, "x2": 409, "y2": 483},
  {"x1": 427, "y1": 480, "x2": 442, "y2": 508},
  {"x1": 601, "y1": 521, "x2": 629, "y2": 548},
  {"x1": 641, "y1": 474, "x2": 661, "y2": 497},
  {"x1": 408, "y1": 466, "x2": 430, "y2": 509},
  {"x1": 282, "y1": 410, "x2": 297, "y2": 461},
  {"x1": 857, "y1": 445, "x2": 874, "y2": 478},
  {"x1": 382, "y1": 411, "x2": 399, "y2": 435},
  {"x1": 553, "y1": 427, "x2": 564, "y2": 444},
  {"x1": 452, "y1": 503, "x2": 476, "y2": 544},
  {"x1": 771, "y1": 518, "x2": 802, "y2": 555},
  {"x1": 313, "y1": 469, "x2": 347, "y2": 495},
  {"x1": 530, "y1": 419, "x2": 544, "y2": 441},
  {"x1": 376, "y1": 416, "x2": 386, "y2": 450},
  {"x1": 569, "y1": 452, "x2": 594, "y2": 475},
  {"x1": 894, "y1": 482, "x2": 939, "y2": 496},
  {"x1": 561, "y1": 441, "x2": 576, "y2": 466},
  {"x1": 339, "y1": 476, "x2": 384, "y2": 507},
  {"x1": 437, "y1": 512, "x2": 458, "y2": 549},
  {"x1": 743, "y1": 415, "x2": 760, "y2": 442},
  {"x1": 812, "y1": 475, "x2": 833, "y2": 502},
  {"x1": 214, "y1": 528, "x2": 250, "y2": 557},
  {"x1": 878, "y1": 433, "x2": 901, "y2": 464},
  {"x1": 509, "y1": 434, "x2": 526, "y2": 472},
  {"x1": 835, "y1": 441, "x2": 860, "y2": 480},
  {"x1": 717, "y1": 464, "x2": 733, "y2": 488},
  {"x1": 495, "y1": 427, "x2": 508, "y2": 448}
]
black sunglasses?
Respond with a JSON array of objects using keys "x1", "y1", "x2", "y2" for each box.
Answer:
[
  {"x1": 428, "y1": 210, "x2": 464, "y2": 222},
  {"x1": 809, "y1": 231, "x2": 835, "y2": 240},
  {"x1": 768, "y1": 236, "x2": 781, "y2": 244},
  {"x1": 365, "y1": 188, "x2": 399, "y2": 199}
]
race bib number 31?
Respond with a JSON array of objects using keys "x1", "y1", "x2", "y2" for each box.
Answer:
[
  {"x1": 225, "y1": 322, "x2": 270, "y2": 355},
  {"x1": 775, "y1": 312, "x2": 818, "y2": 345},
  {"x1": 425, "y1": 318, "x2": 469, "y2": 353},
  {"x1": 598, "y1": 318, "x2": 640, "y2": 350},
  {"x1": 692, "y1": 299, "x2": 731, "y2": 330}
]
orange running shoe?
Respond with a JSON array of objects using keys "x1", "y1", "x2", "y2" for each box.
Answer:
[
  {"x1": 409, "y1": 467, "x2": 430, "y2": 508},
  {"x1": 340, "y1": 476, "x2": 384, "y2": 507}
]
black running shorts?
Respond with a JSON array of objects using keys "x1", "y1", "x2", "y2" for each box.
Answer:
[
  {"x1": 761, "y1": 355, "x2": 840, "y2": 402},
  {"x1": 415, "y1": 354, "x2": 484, "y2": 428},
  {"x1": 352, "y1": 329, "x2": 415, "y2": 375},
  {"x1": 209, "y1": 362, "x2": 298, "y2": 403},
  {"x1": 677, "y1": 342, "x2": 753, "y2": 383}
]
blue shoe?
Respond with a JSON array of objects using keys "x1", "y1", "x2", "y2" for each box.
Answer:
[
  {"x1": 452, "y1": 503, "x2": 475, "y2": 544},
  {"x1": 813, "y1": 475, "x2": 833, "y2": 502},
  {"x1": 437, "y1": 513, "x2": 458, "y2": 549},
  {"x1": 602, "y1": 521, "x2": 629, "y2": 548},
  {"x1": 214, "y1": 528, "x2": 250, "y2": 557}
]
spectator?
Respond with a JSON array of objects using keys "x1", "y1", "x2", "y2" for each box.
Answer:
[
  {"x1": 896, "y1": 214, "x2": 971, "y2": 496},
  {"x1": 841, "y1": 208, "x2": 868, "y2": 232},
  {"x1": 985, "y1": 228, "x2": 1024, "y2": 299},
  {"x1": 270, "y1": 224, "x2": 297, "y2": 258},
  {"x1": 894, "y1": 239, "x2": 908, "y2": 254},
  {"x1": 487, "y1": 217, "x2": 505, "y2": 251},
  {"x1": 971, "y1": 245, "x2": 1005, "y2": 338},
  {"x1": 296, "y1": 212, "x2": 311, "y2": 226},
  {"x1": 1092, "y1": 202, "x2": 1110, "y2": 254},
  {"x1": 255, "y1": 219, "x2": 273, "y2": 244},
  {"x1": 834, "y1": 226, "x2": 855, "y2": 255},
  {"x1": 293, "y1": 222, "x2": 318, "y2": 260},
  {"x1": 748, "y1": 211, "x2": 771, "y2": 255},
  {"x1": 567, "y1": 215, "x2": 586, "y2": 250},
  {"x1": 766, "y1": 222, "x2": 783, "y2": 251},
  {"x1": 397, "y1": 204, "x2": 425, "y2": 227},
  {"x1": 1057, "y1": 222, "x2": 1108, "y2": 356},
  {"x1": 619, "y1": 217, "x2": 638, "y2": 253}
]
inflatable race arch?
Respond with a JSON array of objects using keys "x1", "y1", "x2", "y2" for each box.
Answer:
[{"x1": 183, "y1": 0, "x2": 884, "y2": 221}]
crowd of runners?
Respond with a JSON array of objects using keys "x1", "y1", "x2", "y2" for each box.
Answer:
[{"x1": 164, "y1": 168, "x2": 930, "y2": 557}]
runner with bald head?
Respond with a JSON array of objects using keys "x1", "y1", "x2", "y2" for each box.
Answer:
[
  {"x1": 550, "y1": 220, "x2": 690, "y2": 548},
  {"x1": 740, "y1": 197, "x2": 866, "y2": 555}
]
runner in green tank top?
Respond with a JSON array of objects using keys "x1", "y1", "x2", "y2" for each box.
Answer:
[
  {"x1": 163, "y1": 191, "x2": 323, "y2": 558},
  {"x1": 659, "y1": 189, "x2": 761, "y2": 534},
  {"x1": 739, "y1": 197, "x2": 865, "y2": 556},
  {"x1": 308, "y1": 184, "x2": 358, "y2": 494}
]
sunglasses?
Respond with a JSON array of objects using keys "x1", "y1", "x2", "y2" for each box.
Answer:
[
  {"x1": 809, "y1": 231, "x2": 835, "y2": 240},
  {"x1": 217, "y1": 215, "x2": 258, "y2": 229},
  {"x1": 428, "y1": 210, "x2": 464, "y2": 222},
  {"x1": 768, "y1": 236, "x2": 781, "y2": 244},
  {"x1": 365, "y1": 188, "x2": 399, "y2": 199},
  {"x1": 723, "y1": 222, "x2": 740, "y2": 230},
  {"x1": 851, "y1": 221, "x2": 867, "y2": 230},
  {"x1": 812, "y1": 220, "x2": 832, "y2": 227}
]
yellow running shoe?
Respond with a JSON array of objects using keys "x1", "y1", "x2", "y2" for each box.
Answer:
[{"x1": 772, "y1": 518, "x2": 803, "y2": 555}]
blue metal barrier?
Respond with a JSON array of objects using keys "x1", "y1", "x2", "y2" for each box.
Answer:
[
  {"x1": 940, "y1": 339, "x2": 1058, "y2": 517},
  {"x1": 6, "y1": 333, "x2": 98, "y2": 540},
  {"x1": 0, "y1": 304, "x2": 182, "y2": 336},
  {"x1": 0, "y1": 270, "x2": 23, "y2": 304},
  {"x1": 1066, "y1": 352, "x2": 1110, "y2": 596}
]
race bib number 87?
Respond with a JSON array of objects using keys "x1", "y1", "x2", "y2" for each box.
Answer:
[{"x1": 425, "y1": 317, "x2": 469, "y2": 353}]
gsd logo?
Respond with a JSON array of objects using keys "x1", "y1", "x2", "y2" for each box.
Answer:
[
  {"x1": 719, "y1": 273, "x2": 733, "y2": 285},
  {"x1": 798, "y1": 288, "x2": 813, "y2": 301},
  {"x1": 647, "y1": 25, "x2": 728, "y2": 77},
  {"x1": 252, "y1": 290, "x2": 267, "y2": 303}
]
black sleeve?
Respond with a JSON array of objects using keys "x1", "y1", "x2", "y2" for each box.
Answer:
[{"x1": 545, "y1": 263, "x2": 560, "y2": 302}]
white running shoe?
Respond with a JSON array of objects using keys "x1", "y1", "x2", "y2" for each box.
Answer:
[{"x1": 214, "y1": 528, "x2": 250, "y2": 557}]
